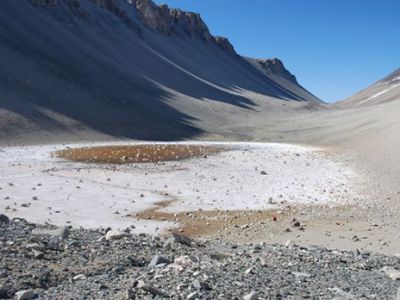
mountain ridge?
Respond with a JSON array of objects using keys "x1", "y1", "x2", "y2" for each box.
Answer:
[
  {"x1": 337, "y1": 67, "x2": 400, "y2": 107},
  {"x1": 0, "y1": 0, "x2": 321, "y2": 143}
]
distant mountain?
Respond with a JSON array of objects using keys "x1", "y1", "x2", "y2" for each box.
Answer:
[
  {"x1": 338, "y1": 68, "x2": 400, "y2": 107},
  {"x1": 0, "y1": 0, "x2": 321, "y2": 142}
]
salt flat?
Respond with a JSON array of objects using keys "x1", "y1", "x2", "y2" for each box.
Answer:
[{"x1": 0, "y1": 142, "x2": 361, "y2": 234}]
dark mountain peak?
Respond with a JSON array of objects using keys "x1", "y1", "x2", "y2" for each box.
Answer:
[{"x1": 257, "y1": 58, "x2": 298, "y2": 84}]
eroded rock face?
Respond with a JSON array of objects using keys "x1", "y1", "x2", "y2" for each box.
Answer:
[
  {"x1": 133, "y1": 0, "x2": 235, "y2": 53},
  {"x1": 215, "y1": 36, "x2": 237, "y2": 56},
  {"x1": 29, "y1": 0, "x2": 236, "y2": 55},
  {"x1": 258, "y1": 58, "x2": 298, "y2": 84}
]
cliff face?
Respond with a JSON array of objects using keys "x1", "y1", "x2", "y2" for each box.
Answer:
[
  {"x1": 133, "y1": 0, "x2": 235, "y2": 54},
  {"x1": 258, "y1": 58, "x2": 298, "y2": 85},
  {"x1": 29, "y1": 0, "x2": 237, "y2": 55}
]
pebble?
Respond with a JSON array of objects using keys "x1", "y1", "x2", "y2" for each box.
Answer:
[{"x1": 105, "y1": 230, "x2": 129, "y2": 241}]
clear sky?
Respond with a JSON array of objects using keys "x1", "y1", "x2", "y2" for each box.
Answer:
[{"x1": 153, "y1": 0, "x2": 400, "y2": 102}]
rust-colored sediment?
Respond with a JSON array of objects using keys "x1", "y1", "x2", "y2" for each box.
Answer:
[
  {"x1": 55, "y1": 144, "x2": 225, "y2": 164},
  {"x1": 137, "y1": 200, "x2": 280, "y2": 238}
]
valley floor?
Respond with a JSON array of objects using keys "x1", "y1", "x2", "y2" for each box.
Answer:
[
  {"x1": 1, "y1": 100, "x2": 400, "y2": 299},
  {"x1": 1, "y1": 100, "x2": 400, "y2": 256}
]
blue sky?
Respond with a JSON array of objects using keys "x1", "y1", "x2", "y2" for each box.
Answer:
[{"x1": 153, "y1": 0, "x2": 400, "y2": 102}]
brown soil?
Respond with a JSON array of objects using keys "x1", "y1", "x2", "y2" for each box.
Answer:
[
  {"x1": 137, "y1": 199, "x2": 283, "y2": 238},
  {"x1": 55, "y1": 144, "x2": 225, "y2": 164}
]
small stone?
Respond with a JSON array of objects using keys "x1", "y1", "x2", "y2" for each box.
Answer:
[
  {"x1": 32, "y1": 249, "x2": 44, "y2": 259},
  {"x1": 26, "y1": 243, "x2": 44, "y2": 251},
  {"x1": 259, "y1": 257, "x2": 268, "y2": 267},
  {"x1": 14, "y1": 289, "x2": 37, "y2": 300},
  {"x1": 243, "y1": 291, "x2": 259, "y2": 300},
  {"x1": 105, "y1": 230, "x2": 129, "y2": 241},
  {"x1": 187, "y1": 291, "x2": 200, "y2": 299},
  {"x1": 285, "y1": 240, "x2": 295, "y2": 248},
  {"x1": 292, "y1": 219, "x2": 301, "y2": 227},
  {"x1": 149, "y1": 255, "x2": 171, "y2": 267},
  {"x1": 73, "y1": 274, "x2": 87, "y2": 281},
  {"x1": 260, "y1": 171, "x2": 267, "y2": 175},
  {"x1": 244, "y1": 267, "x2": 254, "y2": 276}
]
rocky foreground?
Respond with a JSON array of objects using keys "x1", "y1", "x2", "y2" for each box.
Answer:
[{"x1": 1, "y1": 214, "x2": 400, "y2": 299}]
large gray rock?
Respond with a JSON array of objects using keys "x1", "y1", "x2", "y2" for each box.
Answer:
[
  {"x1": 14, "y1": 289, "x2": 37, "y2": 300},
  {"x1": 167, "y1": 233, "x2": 192, "y2": 246},
  {"x1": 148, "y1": 255, "x2": 171, "y2": 267},
  {"x1": 105, "y1": 230, "x2": 129, "y2": 241},
  {"x1": 0, "y1": 214, "x2": 10, "y2": 225}
]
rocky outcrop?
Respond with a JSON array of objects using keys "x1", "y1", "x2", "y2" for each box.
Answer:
[
  {"x1": 133, "y1": 0, "x2": 235, "y2": 54},
  {"x1": 133, "y1": 0, "x2": 213, "y2": 42},
  {"x1": 30, "y1": 0, "x2": 236, "y2": 55},
  {"x1": 258, "y1": 58, "x2": 298, "y2": 84},
  {"x1": 215, "y1": 37, "x2": 237, "y2": 56}
]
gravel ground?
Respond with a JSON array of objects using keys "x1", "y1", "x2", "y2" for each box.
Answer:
[{"x1": 1, "y1": 215, "x2": 400, "y2": 300}]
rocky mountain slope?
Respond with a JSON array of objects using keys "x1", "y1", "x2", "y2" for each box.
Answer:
[
  {"x1": 338, "y1": 68, "x2": 400, "y2": 107},
  {"x1": 0, "y1": 0, "x2": 320, "y2": 143}
]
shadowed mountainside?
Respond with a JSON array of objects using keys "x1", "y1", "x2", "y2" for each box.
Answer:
[{"x1": 0, "y1": 0, "x2": 321, "y2": 143}]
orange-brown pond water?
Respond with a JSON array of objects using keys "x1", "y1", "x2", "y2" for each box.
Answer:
[{"x1": 55, "y1": 144, "x2": 225, "y2": 164}]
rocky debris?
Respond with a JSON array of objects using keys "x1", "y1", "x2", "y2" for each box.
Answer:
[
  {"x1": 258, "y1": 58, "x2": 299, "y2": 84},
  {"x1": 1, "y1": 219, "x2": 400, "y2": 299},
  {"x1": 0, "y1": 214, "x2": 10, "y2": 225},
  {"x1": 381, "y1": 266, "x2": 400, "y2": 281},
  {"x1": 14, "y1": 289, "x2": 37, "y2": 300},
  {"x1": 105, "y1": 230, "x2": 130, "y2": 241}
]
